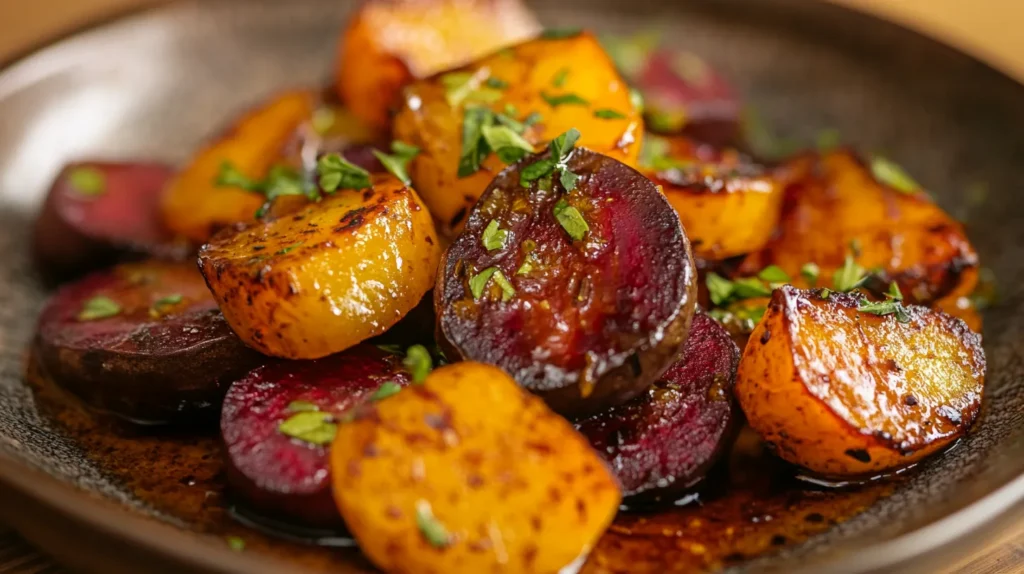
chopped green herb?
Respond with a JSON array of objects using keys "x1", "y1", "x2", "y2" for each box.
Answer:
[
  {"x1": 373, "y1": 141, "x2": 420, "y2": 185},
  {"x1": 77, "y1": 296, "x2": 121, "y2": 321},
  {"x1": 485, "y1": 77, "x2": 509, "y2": 89},
  {"x1": 523, "y1": 112, "x2": 543, "y2": 127},
  {"x1": 706, "y1": 273, "x2": 734, "y2": 306},
  {"x1": 629, "y1": 87, "x2": 645, "y2": 113},
  {"x1": 469, "y1": 267, "x2": 498, "y2": 300},
  {"x1": 646, "y1": 108, "x2": 685, "y2": 133},
  {"x1": 757, "y1": 265, "x2": 790, "y2": 284},
  {"x1": 311, "y1": 107, "x2": 337, "y2": 135},
  {"x1": 887, "y1": 281, "x2": 904, "y2": 301},
  {"x1": 816, "y1": 128, "x2": 841, "y2": 152},
  {"x1": 287, "y1": 400, "x2": 319, "y2": 412},
  {"x1": 481, "y1": 124, "x2": 535, "y2": 164},
  {"x1": 551, "y1": 67, "x2": 570, "y2": 88},
  {"x1": 832, "y1": 255, "x2": 868, "y2": 292},
  {"x1": 370, "y1": 381, "x2": 402, "y2": 401},
  {"x1": 800, "y1": 262, "x2": 820, "y2": 287},
  {"x1": 516, "y1": 259, "x2": 534, "y2": 275},
  {"x1": 457, "y1": 107, "x2": 492, "y2": 178},
  {"x1": 318, "y1": 153, "x2": 371, "y2": 192},
  {"x1": 216, "y1": 162, "x2": 262, "y2": 191},
  {"x1": 594, "y1": 108, "x2": 627, "y2": 120},
  {"x1": 550, "y1": 128, "x2": 581, "y2": 161},
  {"x1": 553, "y1": 199, "x2": 589, "y2": 241},
  {"x1": 481, "y1": 219, "x2": 509, "y2": 251},
  {"x1": 150, "y1": 294, "x2": 183, "y2": 317},
  {"x1": 491, "y1": 269, "x2": 516, "y2": 301},
  {"x1": 820, "y1": 288, "x2": 833, "y2": 299},
  {"x1": 278, "y1": 411, "x2": 337, "y2": 445},
  {"x1": 415, "y1": 500, "x2": 451, "y2": 547},
  {"x1": 870, "y1": 156, "x2": 920, "y2": 194},
  {"x1": 67, "y1": 167, "x2": 106, "y2": 196},
  {"x1": 275, "y1": 242, "x2": 303, "y2": 255},
  {"x1": 732, "y1": 277, "x2": 772, "y2": 299},
  {"x1": 225, "y1": 163, "x2": 311, "y2": 217},
  {"x1": 857, "y1": 299, "x2": 911, "y2": 323},
  {"x1": 518, "y1": 128, "x2": 581, "y2": 188},
  {"x1": 519, "y1": 158, "x2": 558, "y2": 187},
  {"x1": 404, "y1": 344, "x2": 433, "y2": 383},
  {"x1": 226, "y1": 536, "x2": 246, "y2": 552},
  {"x1": 540, "y1": 27, "x2": 583, "y2": 40},
  {"x1": 541, "y1": 91, "x2": 589, "y2": 107}
]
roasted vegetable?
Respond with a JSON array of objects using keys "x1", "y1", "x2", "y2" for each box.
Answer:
[
  {"x1": 199, "y1": 174, "x2": 441, "y2": 359},
  {"x1": 332, "y1": 362, "x2": 621, "y2": 573},
  {"x1": 642, "y1": 135, "x2": 783, "y2": 260},
  {"x1": 576, "y1": 309, "x2": 740, "y2": 499},
  {"x1": 32, "y1": 161, "x2": 184, "y2": 283},
  {"x1": 739, "y1": 150, "x2": 979, "y2": 305},
  {"x1": 736, "y1": 286, "x2": 985, "y2": 477},
  {"x1": 221, "y1": 345, "x2": 411, "y2": 529},
  {"x1": 394, "y1": 31, "x2": 643, "y2": 235},
  {"x1": 336, "y1": 0, "x2": 539, "y2": 130},
  {"x1": 436, "y1": 145, "x2": 697, "y2": 418},
  {"x1": 34, "y1": 260, "x2": 263, "y2": 425}
]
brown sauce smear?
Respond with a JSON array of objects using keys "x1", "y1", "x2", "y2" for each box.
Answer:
[{"x1": 27, "y1": 354, "x2": 895, "y2": 573}]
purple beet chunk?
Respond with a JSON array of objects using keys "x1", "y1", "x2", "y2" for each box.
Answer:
[
  {"x1": 221, "y1": 346, "x2": 412, "y2": 529},
  {"x1": 32, "y1": 161, "x2": 188, "y2": 283},
  {"x1": 437, "y1": 148, "x2": 698, "y2": 419},
  {"x1": 575, "y1": 309, "x2": 741, "y2": 499},
  {"x1": 34, "y1": 260, "x2": 263, "y2": 425}
]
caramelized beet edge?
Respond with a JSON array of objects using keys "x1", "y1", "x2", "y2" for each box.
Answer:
[
  {"x1": 576, "y1": 309, "x2": 741, "y2": 499},
  {"x1": 221, "y1": 346, "x2": 411, "y2": 529},
  {"x1": 34, "y1": 260, "x2": 262, "y2": 424},
  {"x1": 437, "y1": 148, "x2": 697, "y2": 418},
  {"x1": 32, "y1": 161, "x2": 186, "y2": 283}
]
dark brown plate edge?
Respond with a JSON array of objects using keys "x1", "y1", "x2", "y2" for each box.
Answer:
[{"x1": 0, "y1": 1, "x2": 1021, "y2": 573}]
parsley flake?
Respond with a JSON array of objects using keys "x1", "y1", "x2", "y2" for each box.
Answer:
[
  {"x1": 441, "y1": 72, "x2": 502, "y2": 107},
  {"x1": 469, "y1": 267, "x2": 515, "y2": 301},
  {"x1": 404, "y1": 345, "x2": 433, "y2": 383},
  {"x1": 278, "y1": 411, "x2": 337, "y2": 445},
  {"x1": 519, "y1": 128, "x2": 581, "y2": 188},
  {"x1": 542, "y1": 91, "x2": 589, "y2": 107},
  {"x1": 481, "y1": 220, "x2": 509, "y2": 251},
  {"x1": 553, "y1": 199, "x2": 589, "y2": 241},
  {"x1": 857, "y1": 299, "x2": 911, "y2": 323},
  {"x1": 67, "y1": 167, "x2": 106, "y2": 196},
  {"x1": 732, "y1": 277, "x2": 772, "y2": 299},
  {"x1": 800, "y1": 262, "x2": 821, "y2": 287},
  {"x1": 458, "y1": 107, "x2": 492, "y2": 178},
  {"x1": 485, "y1": 77, "x2": 509, "y2": 89},
  {"x1": 594, "y1": 108, "x2": 626, "y2": 120},
  {"x1": 832, "y1": 255, "x2": 868, "y2": 292},
  {"x1": 481, "y1": 124, "x2": 535, "y2": 164},
  {"x1": 150, "y1": 294, "x2": 183, "y2": 317},
  {"x1": 370, "y1": 381, "x2": 402, "y2": 401},
  {"x1": 757, "y1": 265, "x2": 790, "y2": 284},
  {"x1": 77, "y1": 296, "x2": 121, "y2": 321},
  {"x1": 629, "y1": 87, "x2": 645, "y2": 113},
  {"x1": 317, "y1": 154, "x2": 371, "y2": 192},
  {"x1": 871, "y1": 156, "x2": 920, "y2": 194},
  {"x1": 226, "y1": 536, "x2": 246, "y2": 552},
  {"x1": 373, "y1": 141, "x2": 420, "y2": 185},
  {"x1": 552, "y1": 67, "x2": 570, "y2": 88},
  {"x1": 492, "y1": 269, "x2": 516, "y2": 301},
  {"x1": 887, "y1": 281, "x2": 904, "y2": 301},
  {"x1": 287, "y1": 400, "x2": 319, "y2": 412},
  {"x1": 415, "y1": 500, "x2": 451, "y2": 547},
  {"x1": 706, "y1": 273, "x2": 734, "y2": 306}
]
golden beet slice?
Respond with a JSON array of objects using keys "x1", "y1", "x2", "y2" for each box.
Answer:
[
  {"x1": 336, "y1": 0, "x2": 539, "y2": 130},
  {"x1": 736, "y1": 285, "x2": 985, "y2": 477},
  {"x1": 394, "y1": 31, "x2": 642, "y2": 236},
  {"x1": 437, "y1": 148, "x2": 697, "y2": 418},
  {"x1": 331, "y1": 362, "x2": 621, "y2": 573},
  {"x1": 199, "y1": 174, "x2": 441, "y2": 359}
]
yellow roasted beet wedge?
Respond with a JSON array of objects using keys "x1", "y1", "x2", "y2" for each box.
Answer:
[
  {"x1": 161, "y1": 91, "x2": 317, "y2": 244},
  {"x1": 736, "y1": 285, "x2": 985, "y2": 477},
  {"x1": 331, "y1": 362, "x2": 621, "y2": 573},
  {"x1": 394, "y1": 31, "x2": 642, "y2": 236},
  {"x1": 198, "y1": 174, "x2": 441, "y2": 359}
]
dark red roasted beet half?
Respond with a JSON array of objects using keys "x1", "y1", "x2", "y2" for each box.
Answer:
[
  {"x1": 221, "y1": 346, "x2": 411, "y2": 529},
  {"x1": 437, "y1": 148, "x2": 698, "y2": 419},
  {"x1": 575, "y1": 309, "x2": 741, "y2": 500},
  {"x1": 32, "y1": 161, "x2": 187, "y2": 283},
  {"x1": 34, "y1": 260, "x2": 263, "y2": 424}
]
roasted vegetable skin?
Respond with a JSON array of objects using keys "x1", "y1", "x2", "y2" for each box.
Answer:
[
  {"x1": 336, "y1": 0, "x2": 538, "y2": 129},
  {"x1": 576, "y1": 309, "x2": 740, "y2": 499},
  {"x1": 436, "y1": 148, "x2": 697, "y2": 418},
  {"x1": 34, "y1": 260, "x2": 263, "y2": 425},
  {"x1": 199, "y1": 174, "x2": 441, "y2": 359},
  {"x1": 394, "y1": 31, "x2": 642, "y2": 235},
  {"x1": 331, "y1": 362, "x2": 621, "y2": 574},
  {"x1": 221, "y1": 345, "x2": 411, "y2": 529},
  {"x1": 736, "y1": 286, "x2": 985, "y2": 477}
]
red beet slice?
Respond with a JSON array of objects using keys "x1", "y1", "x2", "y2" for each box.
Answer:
[
  {"x1": 34, "y1": 260, "x2": 263, "y2": 424},
  {"x1": 221, "y1": 346, "x2": 412, "y2": 529},
  {"x1": 575, "y1": 309, "x2": 741, "y2": 500},
  {"x1": 32, "y1": 161, "x2": 187, "y2": 283},
  {"x1": 437, "y1": 148, "x2": 698, "y2": 419}
]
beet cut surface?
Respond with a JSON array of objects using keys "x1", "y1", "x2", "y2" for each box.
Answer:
[
  {"x1": 575, "y1": 309, "x2": 741, "y2": 499},
  {"x1": 35, "y1": 260, "x2": 262, "y2": 424},
  {"x1": 221, "y1": 345, "x2": 411, "y2": 529},
  {"x1": 32, "y1": 161, "x2": 185, "y2": 283},
  {"x1": 437, "y1": 148, "x2": 697, "y2": 419}
]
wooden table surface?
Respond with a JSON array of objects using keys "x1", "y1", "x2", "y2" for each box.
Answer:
[{"x1": 0, "y1": 1, "x2": 1021, "y2": 573}]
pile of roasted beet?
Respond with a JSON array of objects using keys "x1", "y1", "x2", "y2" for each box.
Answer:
[{"x1": 30, "y1": 0, "x2": 987, "y2": 572}]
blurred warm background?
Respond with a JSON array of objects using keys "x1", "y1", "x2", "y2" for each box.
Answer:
[{"x1": 1, "y1": 0, "x2": 1023, "y2": 83}]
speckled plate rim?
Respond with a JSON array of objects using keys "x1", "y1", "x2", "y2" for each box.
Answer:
[{"x1": 0, "y1": 1, "x2": 1023, "y2": 573}]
